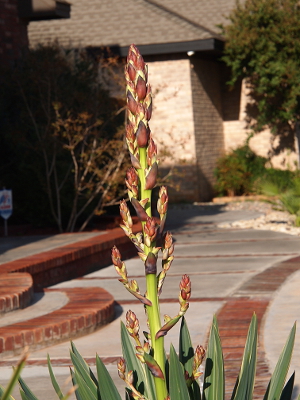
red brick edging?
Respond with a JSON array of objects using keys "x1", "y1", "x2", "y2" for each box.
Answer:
[
  {"x1": 0, "y1": 273, "x2": 33, "y2": 314},
  {"x1": 0, "y1": 287, "x2": 115, "y2": 359}
]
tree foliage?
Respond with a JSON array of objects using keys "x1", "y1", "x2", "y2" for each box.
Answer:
[
  {"x1": 0, "y1": 44, "x2": 128, "y2": 232},
  {"x1": 222, "y1": 0, "x2": 300, "y2": 139}
]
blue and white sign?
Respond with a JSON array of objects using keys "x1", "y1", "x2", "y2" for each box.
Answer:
[{"x1": 0, "y1": 189, "x2": 13, "y2": 220}]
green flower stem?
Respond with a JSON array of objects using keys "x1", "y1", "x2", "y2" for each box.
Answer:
[{"x1": 138, "y1": 147, "x2": 167, "y2": 400}]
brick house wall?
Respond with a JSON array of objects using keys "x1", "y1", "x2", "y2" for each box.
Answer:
[
  {"x1": 190, "y1": 57, "x2": 224, "y2": 201},
  {"x1": 146, "y1": 56, "x2": 200, "y2": 203},
  {"x1": 0, "y1": 0, "x2": 29, "y2": 67},
  {"x1": 223, "y1": 79, "x2": 299, "y2": 169}
]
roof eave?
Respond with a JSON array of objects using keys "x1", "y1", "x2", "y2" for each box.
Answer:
[{"x1": 106, "y1": 38, "x2": 224, "y2": 57}]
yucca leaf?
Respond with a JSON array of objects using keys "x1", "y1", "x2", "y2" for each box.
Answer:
[
  {"x1": 121, "y1": 321, "x2": 155, "y2": 400},
  {"x1": 20, "y1": 391, "x2": 31, "y2": 400},
  {"x1": 70, "y1": 368, "x2": 83, "y2": 400},
  {"x1": 70, "y1": 342, "x2": 98, "y2": 385},
  {"x1": 96, "y1": 354, "x2": 122, "y2": 400},
  {"x1": 202, "y1": 316, "x2": 224, "y2": 400},
  {"x1": 279, "y1": 372, "x2": 294, "y2": 400},
  {"x1": 169, "y1": 344, "x2": 190, "y2": 400},
  {"x1": 70, "y1": 351, "x2": 98, "y2": 399},
  {"x1": 0, "y1": 384, "x2": 15, "y2": 400},
  {"x1": 1, "y1": 354, "x2": 27, "y2": 400},
  {"x1": 47, "y1": 354, "x2": 65, "y2": 400},
  {"x1": 179, "y1": 317, "x2": 194, "y2": 376},
  {"x1": 18, "y1": 376, "x2": 39, "y2": 400},
  {"x1": 73, "y1": 368, "x2": 98, "y2": 400},
  {"x1": 179, "y1": 317, "x2": 201, "y2": 400},
  {"x1": 263, "y1": 323, "x2": 296, "y2": 400},
  {"x1": 231, "y1": 314, "x2": 257, "y2": 400}
]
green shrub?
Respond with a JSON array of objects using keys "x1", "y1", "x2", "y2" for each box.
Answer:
[{"x1": 214, "y1": 145, "x2": 267, "y2": 196}]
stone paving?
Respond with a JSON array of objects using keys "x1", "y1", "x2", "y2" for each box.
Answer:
[{"x1": 0, "y1": 204, "x2": 300, "y2": 400}]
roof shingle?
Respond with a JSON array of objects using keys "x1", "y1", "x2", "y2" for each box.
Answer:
[{"x1": 28, "y1": 0, "x2": 238, "y2": 49}]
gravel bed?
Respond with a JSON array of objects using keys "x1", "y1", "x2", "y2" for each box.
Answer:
[{"x1": 219, "y1": 201, "x2": 300, "y2": 236}]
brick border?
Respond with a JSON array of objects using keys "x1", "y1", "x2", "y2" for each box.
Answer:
[
  {"x1": 1, "y1": 225, "x2": 140, "y2": 290},
  {"x1": 0, "y1": 287, "x2": 115, "y2": 358},
  {"x1": 0, "y1": 273, "x2": 33, "y2": 314}
]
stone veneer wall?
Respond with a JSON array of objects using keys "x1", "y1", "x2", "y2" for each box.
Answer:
[
  {"x1": 0, "y1": 0, "x2": 28, "y2": 67},
  {"x1": 190, "y1": 57, "x2": 224, "y2": 201}
]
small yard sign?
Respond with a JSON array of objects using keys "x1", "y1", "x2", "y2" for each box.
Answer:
[
  {"x1": 0, "y1": 189, "x2": 13, "y2": 219},
  {"x1": 0, "y1": 189, "x2": 13, "y2": 236}
]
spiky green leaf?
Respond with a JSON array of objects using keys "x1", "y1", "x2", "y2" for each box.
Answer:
[
  {"x1": 121, "y1": 321, "x2": 155, "y2": 400},
  {"x1": 95, "y1": 354, "x2": 122, "y2": 400},
  {"x1": 18, "y1": 376, "x2": 39, "y2": 400},
  {"x1": 1, "y1": 355, "x2": 27, "y2": 400},
  {"x1": 231, "y1": 314, "x2": 257, "y2": 400},
  {"x1": 0, "y1": 384, "x2": 15, "y2": 400},
  {"x1": 179, "y1": 317, "x2": 194, "y2": 376},
  {"x1": 70, "y1": 343, "x2": 97, "y2": 386},
  {"x1": 264, "y1": 323, "x2": 296, "y2": 400},
  {"x1": 73, "y1": 368, "x2": 97, "y2": 400},
  {"x1": 47, "y1": 354, "x2": 65, "y2": 400},
  {"x1": 202, "y1": 316, "x2": 224, "y2": 400},
  {"x1": 179, "y1": 317, "x2": 201, "y2": 400},
  {"x1": 279, "y1": 372, "x2": 295, "y2": 400},
  {"x1": 169, "y1": 344, "x2": 190, "y2": 400}
]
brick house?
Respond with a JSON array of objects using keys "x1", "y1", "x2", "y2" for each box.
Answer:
[{"x1": 27, "y1": 0, "x2": 299, "y2": 202}]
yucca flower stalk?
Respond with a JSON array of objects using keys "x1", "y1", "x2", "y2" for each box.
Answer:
[
  {"x1": 2, "y1": 43, "x2": 298, "y2": 400},
  {"x1": 112, "y1": 44, "x2": 195, "y2": 400}
]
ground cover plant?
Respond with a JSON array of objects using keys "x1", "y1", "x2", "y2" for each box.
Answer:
[
  {"x1": 1, "y1": 45, "x2": 299, "y2": 400},
  {"x1": 259, "y1": 172, "x2": 300, "y2": 227}
]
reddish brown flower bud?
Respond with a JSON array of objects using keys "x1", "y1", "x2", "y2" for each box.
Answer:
[
  {"x1": 125, "y1": 167, "x2": 139, "y2": 198},
  {"x1": 127, "y1": 90, "x2": 138, "y2": 115},
  {"x1": 145, "y1": 217, "x2": 157, "y2": 240},
  {"x1": 136, "y1": 54, "x2": 146, "y2": 70},
  {"x1": 127, "y1": 44, "x2": 138, "y2": 64},
  {"x1": 147, "y1": 137, "x2": 157, "y2": 166},
  {"x1": 117, "y1": 357, "x2": 126, "y2": 380},
  {"x1": 127, "y1": 62, "x2": 137, "y2": 82},
  {"x1": 180, "y1": 274, "x2": 191, "y2": 302},
  {"x1": 145, "y1": 162, "x2": 158, "y2": 190},
  {"x1": 130, "y1": 153, "x2": 141, "y2": 169},
  {"x1": 120, "y1": 199, "x2": 133, "y2": 227},
  {"x1": 145, "y1": 252, "x2": 157, "y2": 275},
  {"x1": 131, "y1": 197, "x2": 149, "y2": 222},
  {"x1": 194, "y1": 345, "x2": 206, "y2": 368},
  {"x1": 136, "y1": 75, "x2": 147, "y2": 101},
  {"x1": 111, "y1": 246, "x2": 122, "y2": 268},
  {"x1": 136, "y1": 120, "x2": 149, "y2": 147},
  {"x1": 126, "y1": 310, "x2": 140, "y2": 338},
  {"x1": 126, "y1": 123, "x2": 135, "y2": 143}
]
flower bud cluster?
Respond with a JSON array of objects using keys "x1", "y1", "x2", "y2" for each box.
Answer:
[
  {"x1": 157, "y1": 232, "x2": 174, "y2": 295},
  {"x1": 120, "y1": 199, "x2": 133, "y2": 237},
  {"x1": 111, "y1": 246, "x2": 151, "y2": 306},
  {"x1": 118, "y1": 357, "x2": 147, "y2": 400},
  {"x1": 125, "y1": 167, "x2": 139, "y2": 200},
  {"x1": 179, "y1": 274, "x2": 191, "y2": 314},
  {"x1": 126, "y1": 310, "x2": 140, "y2": 343},
  {"x1": 125, "y1": 44, "x2": 158, "y2": 196},
  {"x1": 192, "y1": 345, "x2": 206, "y2": 380}
]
